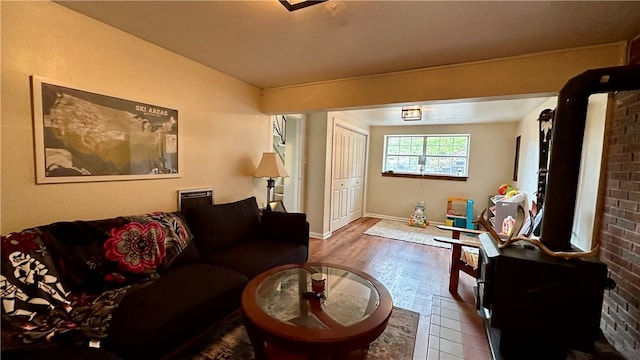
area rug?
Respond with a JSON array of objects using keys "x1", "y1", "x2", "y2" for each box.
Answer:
[
  {"x1": 178, "y1": 306, "x2": 420, "y2": 360},
  {"x1": 363, "y1": 219, "x2": 453, "y2": 249}
]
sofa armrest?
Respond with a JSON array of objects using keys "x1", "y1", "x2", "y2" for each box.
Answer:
[{"x1": 260, "y1": 211, "x2": 309, "y2": 247}]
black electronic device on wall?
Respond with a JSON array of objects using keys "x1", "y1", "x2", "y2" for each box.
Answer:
[{"x1": 177, "y1": 188, "x2": 214, "y2": 211}]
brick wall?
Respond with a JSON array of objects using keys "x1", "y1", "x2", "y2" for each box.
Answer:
[{"x1": 599, "y1": 88, "x2": 640, "y2": 358}]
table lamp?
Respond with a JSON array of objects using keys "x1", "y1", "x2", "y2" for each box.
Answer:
[{"x1": 254, "y1": 152, "x2": 288, "y2": 202}]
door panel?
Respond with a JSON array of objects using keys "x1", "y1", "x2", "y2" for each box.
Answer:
[
  {"x1": 330, "y1": 125, "x2": 367, "y2": 232},
  {"x1": 331, "y1": 127, "x2": 350, "y2": 230},
  {"x1": 347, "y1": 132, "x2": 366, "y2": 222}
]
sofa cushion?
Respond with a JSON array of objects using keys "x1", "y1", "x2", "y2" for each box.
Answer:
[
  {"x1": 163, "y1": 237, "x2": 200, "y2": 270},
  {"x1": 2, "y1": 343, "x2": 122, "y2": 360},
  {"x1": 202, "y1": 240, "x2": 308, "y2": 278},
  {"x1": 185, "y1": 197, "x2": 261, "y2": 256},
  {"x1": 104, "y1": 263, "x2": 248, "y2": 359},
  {"x1": 261, "y1": 211, "x2": 309, "y2": 246}
]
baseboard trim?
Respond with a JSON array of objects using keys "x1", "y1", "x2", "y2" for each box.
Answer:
[
  {"x1": 363, "y1": 213, "x2": 445, "y2": 226},
  {"x1": 363, "y1": 213, "x2": 407, "y2": 222},
  {"x1": 312, "y1": 216, "x2": 448, "y2": 241},
  {"x1": 310, "y1": 231, "x2": 332, "y2": 240}
]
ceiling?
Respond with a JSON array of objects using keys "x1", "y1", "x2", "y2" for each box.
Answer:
[
  {"x1": 344, "y1": 97, "x2": 553, "y2": 126},
  {"x1": 56, "y1": 1, "x2": 640, "y2": 125}
]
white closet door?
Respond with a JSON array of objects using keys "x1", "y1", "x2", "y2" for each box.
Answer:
[
  {"x1": 347, "y1": 131, "x2": 365, "y2": 223},
  {"x1": 331, "y1": 125, "x2": 366, "y2": 232}
]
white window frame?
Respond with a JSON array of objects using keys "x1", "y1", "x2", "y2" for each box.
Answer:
[{"x1": 382, "y1": 134, "x2": 470, "y2": 177}]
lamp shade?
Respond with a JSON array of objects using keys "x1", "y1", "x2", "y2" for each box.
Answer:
[{"x1": 254, "y1": 152, "x2": 288, "y2": 178}]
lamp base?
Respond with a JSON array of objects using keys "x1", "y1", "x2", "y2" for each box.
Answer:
[{"x1": 266, "y1": 178, "x2": 275, "y2": 203}]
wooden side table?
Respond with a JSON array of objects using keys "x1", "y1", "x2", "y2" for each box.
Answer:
[{"x1": 435, "y1": 225, "x2": 484, "y2": 295}]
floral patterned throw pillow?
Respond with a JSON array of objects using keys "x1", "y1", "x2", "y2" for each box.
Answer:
[{"x1": 40, "y1": 212, "x2": 192, "y2": 292}]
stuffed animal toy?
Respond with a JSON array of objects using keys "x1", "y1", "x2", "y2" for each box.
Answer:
[
  {"x1": 498, "y1": 184, "x2": 513, "y2": 195},
  {"x1": 409, "y1": 203, "x2": 428, "y2": 228},
  {"x1": 505, "y1": 189, "x2": 521, "y2": 199}
]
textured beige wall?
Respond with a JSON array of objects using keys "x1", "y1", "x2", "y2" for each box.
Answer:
[
  {"x1": 513, "y1": 97, "x2": 559, "y2": 207},
  {"x1": 1, "y1": 1, "x2": 270, "y2": 233},
  {"x1": 513, "y1": 94, "x2": 607, "y2": 250},
  {"x1": 570, "y1": 94, "x2": 608, "y2": 250},
  {"x1": 261, "y1": 42, "x2": 627, "y2": 114},
  {"x1": 366, "y1": 122, "x2": 519, "y2": 223},
  {"x1": 304, "y1": 111, "x2": 371, "y2": 238},
  {"x1": 2, "y1": 2, "x2": 629, "y2": 236},
  {"x1": 304, "y1": 112, "x2": 329, "y2": 237}
]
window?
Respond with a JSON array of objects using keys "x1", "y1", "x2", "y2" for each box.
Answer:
[{"x1": 383, "y1": 134, "x2": 470, "y2": 177}]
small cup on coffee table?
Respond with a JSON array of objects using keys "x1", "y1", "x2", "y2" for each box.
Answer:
[{"x1": 311, "y1": 273, "x2": 327, "y2": 293}]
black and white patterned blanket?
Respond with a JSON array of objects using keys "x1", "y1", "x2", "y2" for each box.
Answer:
[{"x1": 1, "y1": 212, "x2": 191, "y2": 351}]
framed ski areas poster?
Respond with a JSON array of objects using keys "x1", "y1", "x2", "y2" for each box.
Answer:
[{"x1": 31, "y1": 76, "x2": 179, "y2": 183}]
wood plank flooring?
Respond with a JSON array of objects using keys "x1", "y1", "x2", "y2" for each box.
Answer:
[{"x1": 308, "y1": 217, "x2": 482, "y2": 360}]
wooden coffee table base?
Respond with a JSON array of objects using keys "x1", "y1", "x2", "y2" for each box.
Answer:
[
  {"x1": 241, "y1": 263, "x2": 393, "y2": 360},
  {"x1": 242, "y1": 308, "x2": 381, "y2": 360}
]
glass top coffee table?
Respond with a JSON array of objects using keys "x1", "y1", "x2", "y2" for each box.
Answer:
[{"x1": 241, "y1": 262, "x2": 393, "y2": 359}]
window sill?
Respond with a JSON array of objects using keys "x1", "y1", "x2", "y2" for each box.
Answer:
[{"x1": 381, "y1": 172, "x2": 468, "y2": 181}]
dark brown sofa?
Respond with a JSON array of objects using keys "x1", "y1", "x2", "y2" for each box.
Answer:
[{"x1": 1, "y1": 196, "x2": 309, "y2": 360}]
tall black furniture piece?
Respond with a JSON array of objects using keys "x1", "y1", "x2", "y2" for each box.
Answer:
[
  {"x1": 476, "y1": 233, "x2": 608, "y2": 359},
  {"x1": 475, "y1": 65, "x2": 640, "y2": 360}
]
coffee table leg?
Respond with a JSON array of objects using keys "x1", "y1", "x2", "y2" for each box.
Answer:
[
  {"x1": 331, "y1": 346, "x2": 368, "y2": 360},
  {"x1": 361, "y1": 344, "x2": 370, "y2": 359},
  {"x1": 242, "y1": 311, "x2": 268, "y2": 360}
]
